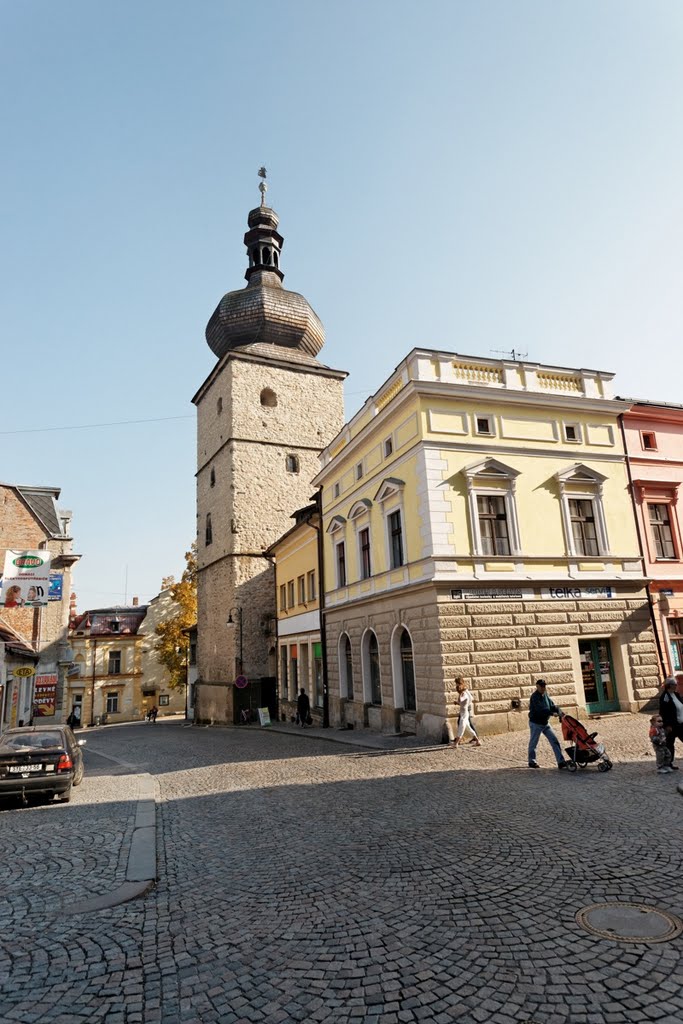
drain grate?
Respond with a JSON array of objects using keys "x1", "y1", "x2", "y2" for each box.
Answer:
[{"x1": 576, "y1": 902, "x2": 683, "y2": 943}]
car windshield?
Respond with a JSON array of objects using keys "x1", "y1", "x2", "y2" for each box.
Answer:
[{"x1": 3, "y1": 732, "x2": 63, "y2": 751}]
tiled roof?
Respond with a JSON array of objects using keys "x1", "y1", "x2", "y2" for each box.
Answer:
[
  {"x1": 71, "y1": 606, "x2": 149, "y2": 637},
  {"x1": 15, "y1": 487, "x2": 63, "y2": 537}
]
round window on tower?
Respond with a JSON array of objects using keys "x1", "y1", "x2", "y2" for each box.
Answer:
[{"x1": 260, "y1": 388, "x2": 277, "y2": 408}]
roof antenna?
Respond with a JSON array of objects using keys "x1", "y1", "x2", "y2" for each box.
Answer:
[
  {"x1": 490, "y1": 348, "x2": 528, "y2": 362},
  {"x1": 258, "y1": 166, "x2": 267, "y2": 206}
]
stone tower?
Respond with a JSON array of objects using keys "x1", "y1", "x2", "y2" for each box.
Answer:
[{"x1": 192, "y1": 177, "x2": 346, "y2": 724}]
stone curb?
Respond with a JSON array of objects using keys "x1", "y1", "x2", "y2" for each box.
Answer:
[
  {"x1": 65, "y1": 748, "x2": 158, "y2": 914},
  {"x1": 266, "y1": 723, "x2": 446, "y2": 754}
]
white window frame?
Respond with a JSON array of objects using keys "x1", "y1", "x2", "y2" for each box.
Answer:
[
  {"x1": 563, "y1": 422, "x2": 582, "y2": 443},
  {"x1": 556, "y1": 464, "x2": 610, "y2": 557},
  {"x1": 473, "y1": 411, "x2": 496, "y2": 437},
  {"x1": 375, "y1": 478, "x2": 407, "y2": 570},
  {"x1": 383, "y1": 436, "x2": 393, "y2": 458},
  {"x1": 463, "y1": 459, "x2": 521, "y2": 557},
  {"x1": 348, "y1": 499, "x2": 373, "y2": 581},
  {"x1": 326, "y1": 516, "x2": 347, "y2": 589},
  {"x1": 307, "y1": 570, "x2": 316, "y2": 602}
]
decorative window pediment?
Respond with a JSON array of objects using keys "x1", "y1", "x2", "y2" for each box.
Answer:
[
  {"x1": 326, "y1": 515, "x2": 347, "y2": 535},
  {"x1": 348, "y1": 498, "x2": 372, "y2": 520},
  {"x1": 463, "y1": 457, "x2": 520, "y2": 483},
  {"x1": 555, "y1": 463, "x2": 607, "y2": 487},
  {"x1": 374, "y1": 477, "x2": 405, "y2": 503}
]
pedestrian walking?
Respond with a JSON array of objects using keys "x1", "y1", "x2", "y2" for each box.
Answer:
[
  {"x1": 296, "y1": 688, "x2": 310, "y2": 727},
  {"x1": 149, "y1": 705, "x2": 158, "y2": 723},
  {"x1": 528, "y1": 679, "x2": 567, "y2": 769},
  {"x1": 648, "y1": 714, "x2": 673, "y2": 774},
  {"x1": 659, "y1": 678, "x2": 683, "y2": 769},
  {"x1": 452, "y1": 677, "x2": 481, "y2": 747}
]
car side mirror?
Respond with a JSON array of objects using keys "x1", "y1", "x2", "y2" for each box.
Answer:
[{"x1": 78, "y1": 739, "x2": 87, "y2": 747}]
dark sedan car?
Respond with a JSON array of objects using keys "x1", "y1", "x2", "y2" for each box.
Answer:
[{"x1": 0, "y1": 724, "x2": 85, "y2": 804}]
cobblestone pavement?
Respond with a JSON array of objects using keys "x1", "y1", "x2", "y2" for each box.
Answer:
[{"x1": 1, "y1": 715, "x2": 682, "y2": 1024}]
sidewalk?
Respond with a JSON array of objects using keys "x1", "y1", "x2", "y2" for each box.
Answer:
[{"x1": 267, "y1": 720, "x2": 445, "y2": 752}]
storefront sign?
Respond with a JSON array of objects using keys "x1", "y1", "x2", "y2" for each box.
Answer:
[
  {"x1": 13, "y1": 665, "x2": 36, "y2": 678},
  {"x1": 451, "y1": 587, "x2": 534, "y2": 600},
  {"x1": 541, "y1": 586, "x2": 615, "y2": 600},
  {"x1": 33, "y1": 674, "x2": 58, "y2": 717},
  {"x1": 1, "y1": 550, "x2": 52, "y2": 607},
  {"x1": 49, "y1": 573, "x2": 63, "y2": 601},
  {"x1": 258, "y1": 707, "x2": 271, "y2": 727}
]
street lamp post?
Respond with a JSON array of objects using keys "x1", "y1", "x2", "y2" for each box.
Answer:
[
  {"x1": 226, "y1": 607, "x2": 247, "y2": 718},
  {"x1": 89, "y1": 636, "x2": 98, "y2": 728},
  {"x1": 226, "y1": 608, "x2": 243, "y2": 674}
]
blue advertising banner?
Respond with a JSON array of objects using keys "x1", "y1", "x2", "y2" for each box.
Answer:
[{"x1": 48, "y1": 573, "x2": 63, "y2": 601}]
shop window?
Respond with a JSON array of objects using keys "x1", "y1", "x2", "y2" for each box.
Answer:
[{"x1": 339, "y1": 633, "x2": 354, "y2": 700}]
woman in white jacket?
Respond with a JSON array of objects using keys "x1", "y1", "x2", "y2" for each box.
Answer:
[{"x1": 453, "y1": 677, "x2": 481, "y2": 747}]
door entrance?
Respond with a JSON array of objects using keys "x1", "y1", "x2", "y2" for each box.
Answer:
[{"x1": 579, "y1": 638, "x2": 619, "y2": 713}]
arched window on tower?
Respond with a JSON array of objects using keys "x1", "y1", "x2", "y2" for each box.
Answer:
[
  {"x1": 205, "y1": 513, "x2": 213, "y2": 546},
  {"x1": 286, "y1": 454, "x2": 300, "y2": 474},
  {"x1": 273, "y1": 250, "x2": 279, "y2": 267},
  {"x1": 210, "y1": 468, "x2": 216, "y2": 488},
  {"x1": 217, "y1": 397, "x2": 223, "y2": 415},
  {"x1": 263, "y1": 248, "x2": 271, "y2": 265},
  {"x1": 260, "y1": 388, "x2": 277, "y2": 408}
]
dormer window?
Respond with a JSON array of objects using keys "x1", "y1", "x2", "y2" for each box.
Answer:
[{"x1": 110, "y1": 619, "x2": 121, "y2": 634}]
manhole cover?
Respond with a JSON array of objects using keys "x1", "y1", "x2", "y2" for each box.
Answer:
[{"x1": 576, "y1": 902, "x2": 683, "y2": 943}]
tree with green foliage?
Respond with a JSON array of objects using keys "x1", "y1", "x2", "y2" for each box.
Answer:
[{"x1": 153, "y1": 545, "x2": 197, "y2": 690}]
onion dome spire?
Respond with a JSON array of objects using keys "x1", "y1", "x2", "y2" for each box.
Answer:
[{"x1": 205, "y1": 169, "x2": 325, "y2": 359}]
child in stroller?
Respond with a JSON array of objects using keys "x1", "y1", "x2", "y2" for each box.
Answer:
[{"x1": 559, "y1": 711, "x2": 613, "y2": 772}]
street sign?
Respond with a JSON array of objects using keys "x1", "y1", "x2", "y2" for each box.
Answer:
[
  {"x1": 234, "y1": 675, "x2": 249, "y2": 689},
  {"x1": 13, "y1": 666, "x2": 36, "y2": 678}
]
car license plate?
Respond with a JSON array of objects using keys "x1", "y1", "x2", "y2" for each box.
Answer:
[{"x1": 8, "y1": 764, "x2": 43, "y2": 773}]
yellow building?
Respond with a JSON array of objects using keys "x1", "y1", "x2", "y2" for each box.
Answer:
[
  {"x1": 67, "y1": 598, "x2": 185, "y2": 725},
  {"x1": 313, "y1": 350, "x2": 659, "y2": 740},
  {"x1": 266, "y1": 504, "x2": 324, "y2": 723}
]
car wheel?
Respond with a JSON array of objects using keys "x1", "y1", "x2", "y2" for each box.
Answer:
[{"x1": 73, "y1": 765, "x2": 84, "y2": 787}]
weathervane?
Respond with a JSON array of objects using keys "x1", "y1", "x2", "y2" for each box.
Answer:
[{"x1": 258, "y1": 166, "x2": 267, "y2": 206}]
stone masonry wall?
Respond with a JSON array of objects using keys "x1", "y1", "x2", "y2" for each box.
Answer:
[
  {"x1": 438, "y1": 591, "x2": 659, "y2": 734},
  {"x1": 195, "y1": 353, "x2": 345, "y2": 723},
  {"x1": 324, "y1": 586, "x2": 659, "y2": 740}
]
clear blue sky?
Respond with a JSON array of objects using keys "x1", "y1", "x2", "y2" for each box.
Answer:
[{"x1": 2, "y1": 1, "x2": 683, "y2": 609}]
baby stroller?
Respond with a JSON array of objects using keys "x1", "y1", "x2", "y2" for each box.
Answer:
[{"x1": 559, "y1": 712, "x2": 613, "y2": 772}]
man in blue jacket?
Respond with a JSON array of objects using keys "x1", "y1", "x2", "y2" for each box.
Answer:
[{"x1": 528, "y1": 679, "x2": 567, "y2": 769}]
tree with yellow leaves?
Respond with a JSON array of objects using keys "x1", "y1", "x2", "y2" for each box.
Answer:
[{"x1": 153, "y1": 545, "x2": 197, "y2": 690}]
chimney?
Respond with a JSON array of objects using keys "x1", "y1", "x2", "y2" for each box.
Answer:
[{"x1": 132, "y1": 596, "x2": 139, "y2": 607}]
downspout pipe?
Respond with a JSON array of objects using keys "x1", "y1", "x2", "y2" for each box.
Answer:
[
  {"x1": 312, "y1": 488, "x2": 330, "y2": 728},
  {"x1": 618, "y1": 413, "x2": 667, "y2": 679}
]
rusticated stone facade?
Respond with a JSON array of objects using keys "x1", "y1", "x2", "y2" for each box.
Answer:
[
  {"x1": 193, "y1": 348, "x2": 345, "y2": 724},
  {"x1": 325, "y1": 584, "x2": 659, "y2": 742}
]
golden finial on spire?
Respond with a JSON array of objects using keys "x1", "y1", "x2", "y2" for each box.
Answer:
[{"x1": 258, "y1": 166, "x2": 267, "y2": 206}]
